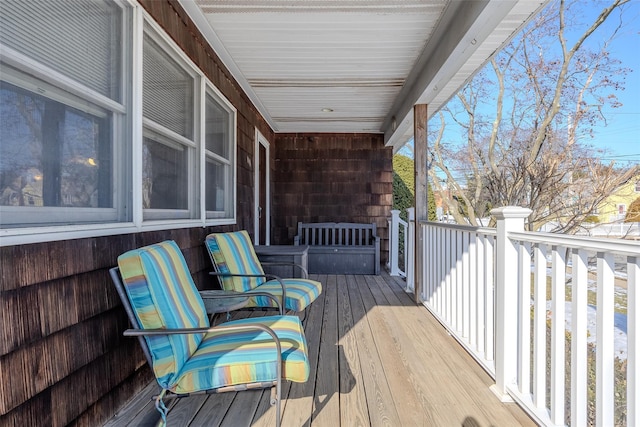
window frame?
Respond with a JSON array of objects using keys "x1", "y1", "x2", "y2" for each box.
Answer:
[
  {"x1": 202, "y1": 81, "x2": 237, "y2": 220},
  {"x1": 0, "y1": 1, "x2": 238, "y2": 246},
  {"x1": 0, "y1": 0, "x2": 131, "y2": 230},
  {"x1": 140, "y1": 21, "x2": 199, "y2": 220}
]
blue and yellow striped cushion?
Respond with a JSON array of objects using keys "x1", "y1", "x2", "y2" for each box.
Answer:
[
  {"x1": 172, "y1": 315, "x2": 309, "y2": 393},
  {"x1": 205, "y1": 230, "x2": 265, "y2": 292},
  {"x1": 247, "y1": 279, "x2": 322, "y2": 312},
  {"x1": 117, "y1": 240, "x2": 209, "y2": 389},
  {"x1": 205, "y1": 231, "x2": 322, "y2": 312}
]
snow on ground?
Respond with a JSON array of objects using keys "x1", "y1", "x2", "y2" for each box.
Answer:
[
  {"x1": 546, "y1": 301, "x2": 628, "y2": 360},
  {"x1": 533, "y1": 259, "x2": 629, "y2": 359}
]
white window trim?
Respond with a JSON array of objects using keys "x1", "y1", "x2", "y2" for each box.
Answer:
[
  {"x1": 0, "y1": 2, "x2": 238, "y2": 246},
  {"x1": 0, "y1": 49, "x2": 129, "y2": 228},
  {"x1": 0, "y1": 47, "x2": 127, "y2": 115},
  {"x1": 202, "y1": 80, "x2": 237, "y2": 223},
  {"x1": 254, "y1": 129, "x2": 270, "y2": 245},
  {"x1": 141, "y1": 17, "x2": 199, "y2": 220}
]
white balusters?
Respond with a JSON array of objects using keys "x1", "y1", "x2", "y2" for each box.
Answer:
[
  {"x1": 571, "y1": 248, "x2": 588, "y2": 426},
  {"x1": 596, "y1": 252, "x2": 615, "y2": 427}
]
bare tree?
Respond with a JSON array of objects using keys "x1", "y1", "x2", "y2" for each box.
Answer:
[{"x1": 428, "y1": 0, "x2": 639, "y2": 232}]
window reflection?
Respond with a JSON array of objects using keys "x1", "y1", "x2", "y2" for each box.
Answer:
[
  {"x1": 0, "y1": 80, "x2": 112, "y2": 209},
  {"x1": 142, "y1": 135, "x2": 188, "y2": 210},
  {"x1": 205, "y1": 159, "x2": 226, "y2": 212}
]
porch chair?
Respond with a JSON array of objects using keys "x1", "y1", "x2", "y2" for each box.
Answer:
[
  {"x1": 110, "y1": 240, "x2": 309, "y2": 426},
  {"x1": 205, "y1": 230, "x2": 322, "y2": 317}
]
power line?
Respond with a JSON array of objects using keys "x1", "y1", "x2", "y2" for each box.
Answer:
[{"x1": 600, "y1": 153, "x2": 640, "y2": 158}]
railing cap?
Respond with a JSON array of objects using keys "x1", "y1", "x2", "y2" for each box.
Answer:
[{"x1": 490, "y1": 206, "x2": 532, "y2": 220}]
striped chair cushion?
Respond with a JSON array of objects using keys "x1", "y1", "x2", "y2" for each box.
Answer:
[
  {"x1": 205, "y1": 231, "x2": 322, "y2": 312},
  {"x1": 172, "y1": 315, "x2": 309, "y2": 393},
  {"x1": 247, "y1": 279, "x2": 322, "y2": 312},
  {"x1": 117, "y1": 240, "x2": 208, "y2": 389},
  {"x1": 205, "y1": 230, "x2": 265, "y2": 292}
]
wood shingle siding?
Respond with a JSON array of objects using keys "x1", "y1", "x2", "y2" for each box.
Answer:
[
  {"x1": 272, "y1": 133, "x2": 393, "y2": 263},
  {"x1": 0, "y1": 230, "x2": 223, "y2": 425}
]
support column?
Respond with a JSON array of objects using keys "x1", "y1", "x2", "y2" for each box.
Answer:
[
  {"x1": 490, "y1": 206, "x2": 532, "y2": 400},
  {"x1": 414, "y1": 104, "x2": 428, "y2": 304}
]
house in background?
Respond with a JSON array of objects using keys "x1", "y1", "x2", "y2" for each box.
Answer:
[
  {"x1": 0, "y1": 1, "x2": 548, "y2": 425},
  {"x1": 596, "y1": 175, "x2": 640, "y2": 223}
]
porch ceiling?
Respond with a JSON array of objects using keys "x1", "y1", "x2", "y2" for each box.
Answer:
[{"x1": 180, "y1": 0, "x2": 547, "y2": 151}]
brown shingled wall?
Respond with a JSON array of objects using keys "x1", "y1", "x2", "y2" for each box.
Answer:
[{"x1": 272, "y1": 133, "x2": 393, "y2": 263}]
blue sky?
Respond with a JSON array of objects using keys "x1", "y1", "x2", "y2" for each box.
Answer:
[
  {"x1": 404, "y1": 1, "x2": 640, "y2": 167},
  {"x1": 574, "y1": 0, "x2": 640, "y2": 164}
]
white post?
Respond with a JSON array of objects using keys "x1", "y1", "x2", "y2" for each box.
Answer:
[
  {"x1": 386, "y1": 216, "x2": 392, "y2": 272},
  {"x1": 389, "y1": 210, "x2": 401, "y2": 276},
  {"x1": 629, "y1": 256, "x2": 639, "y2": 427},
  {"x1": 490, "y1": 206, "x2": 532, "y2": 400},
  {"x1": 406, "y1": 207, "x2": 415, "y2": 292}
]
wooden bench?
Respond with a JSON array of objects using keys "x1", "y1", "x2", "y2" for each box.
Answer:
[{"x1": 294, "y1": 222, "x2": 380, "y2": 275}]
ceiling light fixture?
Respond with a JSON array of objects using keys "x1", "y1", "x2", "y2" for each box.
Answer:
[{"x1": 321, "y1": 108, "x2": 333, "y2": 112}]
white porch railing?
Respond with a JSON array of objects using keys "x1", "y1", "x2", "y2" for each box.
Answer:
[
  {"x1": 387, "y1": 209, "x2": 415, "y2": 292},
  {"x1": 388, "y1": 206, "x2": 640, "y2": 426}
]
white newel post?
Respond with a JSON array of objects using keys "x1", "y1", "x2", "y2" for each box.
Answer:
[
  {"x1": 389, "y1": 210, "x2": 400, "y2": 276},
  {"x1": 406, "y1": 207, "x2": 415, "y2": 292},
  {"x1": 491, "y1": 206, "x2": 532, "y2": 400}
]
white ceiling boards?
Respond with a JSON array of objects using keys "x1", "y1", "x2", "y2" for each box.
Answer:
[{"x1": 180, "y1": 0, "x2": 547, "y2": 151}]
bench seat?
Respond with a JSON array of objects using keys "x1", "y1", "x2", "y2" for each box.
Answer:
[{"x1": 294, "y1": 222, "x2": 380, "y2": 275}]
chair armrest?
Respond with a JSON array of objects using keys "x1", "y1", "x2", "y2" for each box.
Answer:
[
  {"x1": 260, "y1": 261, "x2": 309, "y2": 279},
  {"x1": 199, "y1": 290, "x2": 245, "y2": 297},
  {"x1": 198, "y1": 290, "x2": 251, "y2": 317},
  {"x1": 208, "y1": 272, "x2": 286, "y2": 314},
  {"x1": 124, "y1": 322, "x2": 280, "y2": 340}
]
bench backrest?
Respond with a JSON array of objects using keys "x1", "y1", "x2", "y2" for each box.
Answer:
[{"x1": 295, "y1": 222, "x2": 377, "y2": 246}]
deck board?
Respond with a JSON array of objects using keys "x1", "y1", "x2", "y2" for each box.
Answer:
[
  {"x1": 336, "y1": 275, "x2": 369, "y2": 427},
  {"x1": 104, "y1": 271, "x2": 536, "y2": 427},
  {"x1": 348, "y1": 274, "x2": 403, "y2": 426},
  {"x1": 358, "y1": 275, "x2": 433, "y2": 426},
  {"x1": 311, "y1": 274, "x2": 340, "y2": 426}
]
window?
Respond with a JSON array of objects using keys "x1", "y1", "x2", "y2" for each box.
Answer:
[
  {"x1": 142, "y1": 28, "x2": 196, "y2": 220},
  {"x1": 0, "y1": 1, "x2": 237, "y2": 243},
  {"x1": 204, "y1": 87, "x2": 235, "y2": 218},
  {"x1": 635, "y1": 180, "x2": 640, "y2": 193},
  {"x1": 0, "y1": 78, "x2": 114, "y2": 218},
  {"x1": 140, "y1": 23, "x2": 236, "y2": 223},
  {"x1": 142, "y1": 131, "x2": 188, "y2": 211},
  {"x1": 0, "y1": 0, "x2": 129, "y2": 228}
]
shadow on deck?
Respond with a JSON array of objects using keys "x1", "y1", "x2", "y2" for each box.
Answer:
[{"x1": 104, "y1": 271, "x2": 535, "y2": 427}]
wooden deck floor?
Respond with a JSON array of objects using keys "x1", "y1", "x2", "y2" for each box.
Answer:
[{"x1": 105, "y1": 272, "x2": 536, "y2": 427}]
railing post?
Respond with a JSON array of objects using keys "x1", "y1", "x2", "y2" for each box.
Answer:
[
  {"x1": 389, "y1": 210, "x2": 400, "y2": 276},
  {"x1": 490, "y1": 206, "x2": 532, "y2": 400},
  {"x1": 406, "y1": 207, "x2": 415, "y2": 292}
]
